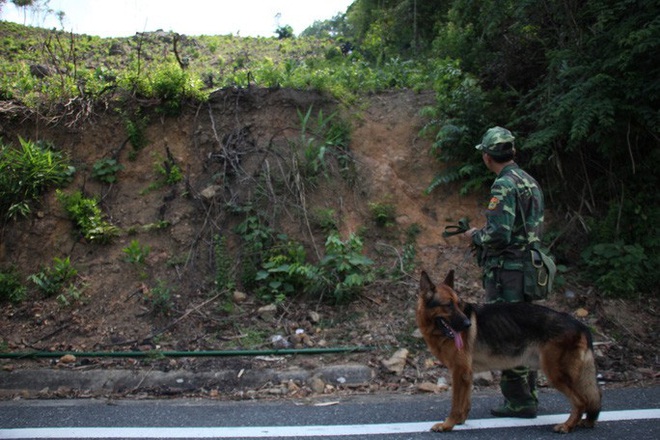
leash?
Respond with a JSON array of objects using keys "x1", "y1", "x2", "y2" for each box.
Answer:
[
  {"x1": 442, "y1": 217, "x2": 471, "y2": 238},
  {"x1": 442, "y1": 217, "x2": 480, "y2": 279}
]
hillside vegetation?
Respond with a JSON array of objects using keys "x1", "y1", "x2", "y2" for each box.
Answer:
[
  {"x1": 1, "y1": 0, "x2": 657, "y2": 298},
  {"x1": 0, "y1": 1, "x2": 657, "y2": 395}
]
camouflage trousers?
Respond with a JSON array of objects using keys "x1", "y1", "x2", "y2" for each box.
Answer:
[
  {"x1": 484, "y1": 267, "x2": 538, "y2": 409},
  {"x1": 483, "y1": 266, "x2": 525, "y2": 303}
]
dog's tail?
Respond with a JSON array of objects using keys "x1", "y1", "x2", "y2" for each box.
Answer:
[{"x1": 581, "y1": 343, "x2": 602, "y2": 424}]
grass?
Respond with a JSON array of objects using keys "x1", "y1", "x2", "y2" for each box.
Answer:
[{"x1": 0, "y1": 21, "x2": 436, "y2": 113}]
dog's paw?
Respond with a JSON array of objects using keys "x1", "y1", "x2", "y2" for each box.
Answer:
[
  {"x1": 552, "y1": 422, "x2": 573, "y2": 434},
  {"x1": 430, "y1": 421, "x2": 455, "y2": 432},
  {"x1": 577, "y1": 419, "x2": 596, "y2": 429}
]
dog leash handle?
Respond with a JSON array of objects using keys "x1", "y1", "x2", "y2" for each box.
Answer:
[{"x1": 442, "y1": 217, "x2": 471, "y2": 238}]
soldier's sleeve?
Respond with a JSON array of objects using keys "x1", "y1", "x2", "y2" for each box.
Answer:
[{"x1": 472, "y1": 179, "x2": 516, "y2": 251}]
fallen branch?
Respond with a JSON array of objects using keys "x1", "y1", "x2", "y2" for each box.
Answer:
[{"x1": 101, "y1": 291, "x2": 223, "y2": 348}]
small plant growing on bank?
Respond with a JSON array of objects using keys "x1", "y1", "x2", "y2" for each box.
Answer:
[
  {"x1": 122, "y1": 110, "x2": 149, "y2": 159},
  {"x1": 581, "y1": 242, "x2": 651, "y2": 298},
  {"x1": 142, "y1": 152, "x2": 184, "y2": 194},
  {"x1": 122, "y1": 239, "x2": 150, "y2": 265},
  {"x1": 311, "y1": 207, "x2": 338, "y2": 232},
  {"x1": 234, "y1": 211, "x2": 276, "y2": 291},
  {"x1": 296, "y1": 107, "x2": 352, "y2": 183},
  {"x1": 255, "y1": 239, "x2": 319, "y2": 303},
  {"x1": 0, "y1": 137, "x2": 74, "y2": 219},
  {"x1": 144, "y1": 279, "x2": 173, "y2": 316},
  {"x1": 56, "y1": 190, "x2": 120, "y2": 243},
  {"x1": 319, "y1": 232, "x2": 374, "y2": 303},
  {"x1": 29, "y1": 256, "x2": 78, "y2": 297},
  {"x1": 91, "y1": 158, "x2": 123, "y2": 184},
  {"x1": 0, "y1": 267, "x2": 27, "y2": 303},
  {"x1": 56, "y1": 283, "x2": 86, "y2": 307},
  {"x1": 368, "y1": 201, "x2": 396, "y2": 228}
]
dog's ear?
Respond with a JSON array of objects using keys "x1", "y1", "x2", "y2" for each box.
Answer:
[
  {"x1": 443, "y1": 270, "x2": 455, "y2": 289},
  {"x1": 419, "y1": 271, "x2": 436, "y2": 300}
]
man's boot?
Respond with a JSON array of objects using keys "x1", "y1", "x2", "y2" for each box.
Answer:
[{"x1": 491, "y1": 367, "x2": 538, "y2": 418}]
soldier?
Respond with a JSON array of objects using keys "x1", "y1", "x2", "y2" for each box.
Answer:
[{"x1": 463, "y1": 126, "x2": 544, "y2": 418}]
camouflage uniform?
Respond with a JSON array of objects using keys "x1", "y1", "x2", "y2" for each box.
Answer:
[
  {"x1": 472, "y1": 127, "x2": 544, "y2": 418},
  {"x1": 472, "y1": 163, "x2": 544, "y2": 302}
]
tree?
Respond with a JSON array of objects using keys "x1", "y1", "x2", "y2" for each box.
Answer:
[
  {"x1": 427, "y1": 0, "x2": 659, "y2": 293},
  {"x1": 10, "y1": 0, "x2": 52, "y2": 26},
  {"x1": 275, "y1": 24, "x2": 294, "y2": 39},
  {"x1": 300, "y1": 13, "x2": 349, "y2": 39}
]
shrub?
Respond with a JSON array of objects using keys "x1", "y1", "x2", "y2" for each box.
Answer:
[
  {"x1": 234, "y1": 212, "x2": 276, "y2": 291},
  {"x1": 29, "y1": 256, "x2": 77, "y2": 297},
  {"x1": 122, "y1": 239, "x2": 150, "y2": 265},
  {"x1": 91, "y1": 158, "x2": 123, "y2": 183},
  {"x1": 145, "y1": 279, "x2": 173, "y2": 316},
  {"x1": 319, "y1": 232, "x2": 374, "y2": 303},
  {"x1": 148, "y1": 61, "x2": 207, "y2": 115},
  {"x1": 255, "y1": 240, "x2": 319, "y2": 303},
  {"x1": 0, "y1": 137, "x2": 74, "y2": 219},
  {"x1": 368, "y1": 201, "x2": 396, "y2": 228},
  {"x1": 581, "y1": 242, "x2": 651, "y2": 298},
  {"x1": 0, "y1": 267, "x2": 27, "y2": 303},
  {"x1": 56, "y1": 190, "x2": 119, "y2": 243},
  {"x1": 123, "y1": 110, "x2": 149, "y2": 155}
]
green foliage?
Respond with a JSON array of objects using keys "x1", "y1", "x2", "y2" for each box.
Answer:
[
  {"x1": 311, "y1": 207, "x2": 338, "y2": 233},
  {"x1": 295, "y1": 106, "x2": 353, "y2": 182},
  {"x1": 117, "y1": 57, "x2": 208, "y2": 115},
  {"x1": 142, "y1": 153, "x2": 183, "y2": 193},
  {"x1": 122, "y1": 239, "x2": 150, "y2": 265},
  {"x1": 581, "y1": 243, "x2": 651, "y2": 298},
  {"x1": 56, "y1": 189, "x2": 119, "y2": 243},
  {"x1": 256, "y1": 239, "x2": 319, "y2": 303},
  {"x1": 91, "y1": 158, "x2": 123, "y2": 183},
  {"x1": 158, "y1": 161, "x2": 183, "y2": 185},
  {"x1": 148, "y1": 61, "x2": 207, "y2": 115},
  {"x1": 234, "y1": 212, "x2": 276, "y2": 292},
  {"x1": 319, "y1": 232, "x2": 374, "y2": 303},
  {"x1": 123, "y1": 110, "x2": 149, "y2": 154},
  {"x1": 0, "y1": 21, "x2": 438, "y2": 110},
  {"x1": 0, "y1": 267, "x2": 27, "y2": 303},
  {"x1": 0, "y1": 137, "x2": 74, "y2": 219},
  {"x1": 29, "y1": 256, "x2": 77, "y2": 297},
  {"x1": 144, "y1": 279, "x2": 173, "y2": 315},
  {"x1": 275, "y1": 25, "x2": 294, "y2": 40},
  {"x1": 418, "y1": 59, "x2": 491, "y2": 195},
  {"x1": 253, "y1": 231, "x2": 374, "y2": 304},
  {"x1": 56, "y1": 283, "x2": 86, "y2": 307},
  {"x1": 233, "y1": 206, "x2": 373, "y2": 304},
  {"x1": 368, "y1": 201, "x2": 396, "y2": 228}
]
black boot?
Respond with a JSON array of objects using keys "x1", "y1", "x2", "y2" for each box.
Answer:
[{"x1": 491, "y1": 367, "x2": 537, "y2": 418}]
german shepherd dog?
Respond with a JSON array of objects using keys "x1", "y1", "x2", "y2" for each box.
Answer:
[{"x1": 417, "y1": 270, "x2": 601, "y2": 433}]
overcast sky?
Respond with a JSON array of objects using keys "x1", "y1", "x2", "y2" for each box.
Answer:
[{"x1": 1, "y1": 0, "x2": 354, "y2": 37}]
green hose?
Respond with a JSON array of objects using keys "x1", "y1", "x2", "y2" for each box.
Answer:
[{"x1": 0, "y1": 346, "x2": 375, "y2": 359}]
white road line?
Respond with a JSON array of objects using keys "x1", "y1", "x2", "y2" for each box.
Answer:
[{"x1": 1, "y1": 409, "x2": 658, "y2": 438}]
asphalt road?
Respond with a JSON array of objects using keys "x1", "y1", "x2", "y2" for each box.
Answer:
[{"x1": 0, "y1": 386, "x2": 658, "y2": 439}]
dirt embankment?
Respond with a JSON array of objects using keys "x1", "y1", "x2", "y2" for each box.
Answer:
[{"x1": 0, "y1": 89, "x2": 656, "y2": 398}]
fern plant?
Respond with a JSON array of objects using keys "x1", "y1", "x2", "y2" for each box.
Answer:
[
  {"x1": 29, "y1": 256, "x2": 78, "y2": 297},
  {"x1": 0, "y1": 137, "x2": 74, "y2": 219},
  {"x1": 57, "y1": 190, "x2": 119, "y2": 243}
]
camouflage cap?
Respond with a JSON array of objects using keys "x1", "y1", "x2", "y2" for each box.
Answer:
[{"x1": 475, "y1": 126, "x2": 515, "y2": 156}]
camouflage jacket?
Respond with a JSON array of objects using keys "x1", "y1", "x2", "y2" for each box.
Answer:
[{"x1": 472, "y1": 163, "x2": 544, "y2": 268}]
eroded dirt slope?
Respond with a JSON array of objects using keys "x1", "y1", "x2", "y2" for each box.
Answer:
[{"x1": 0, "y1": 89, "x2": 656, "y2": 398}]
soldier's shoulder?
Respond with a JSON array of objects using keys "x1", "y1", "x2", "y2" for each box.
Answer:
[{"x1": 493, "y1": 173, "x2": 517, "y2": 189}]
